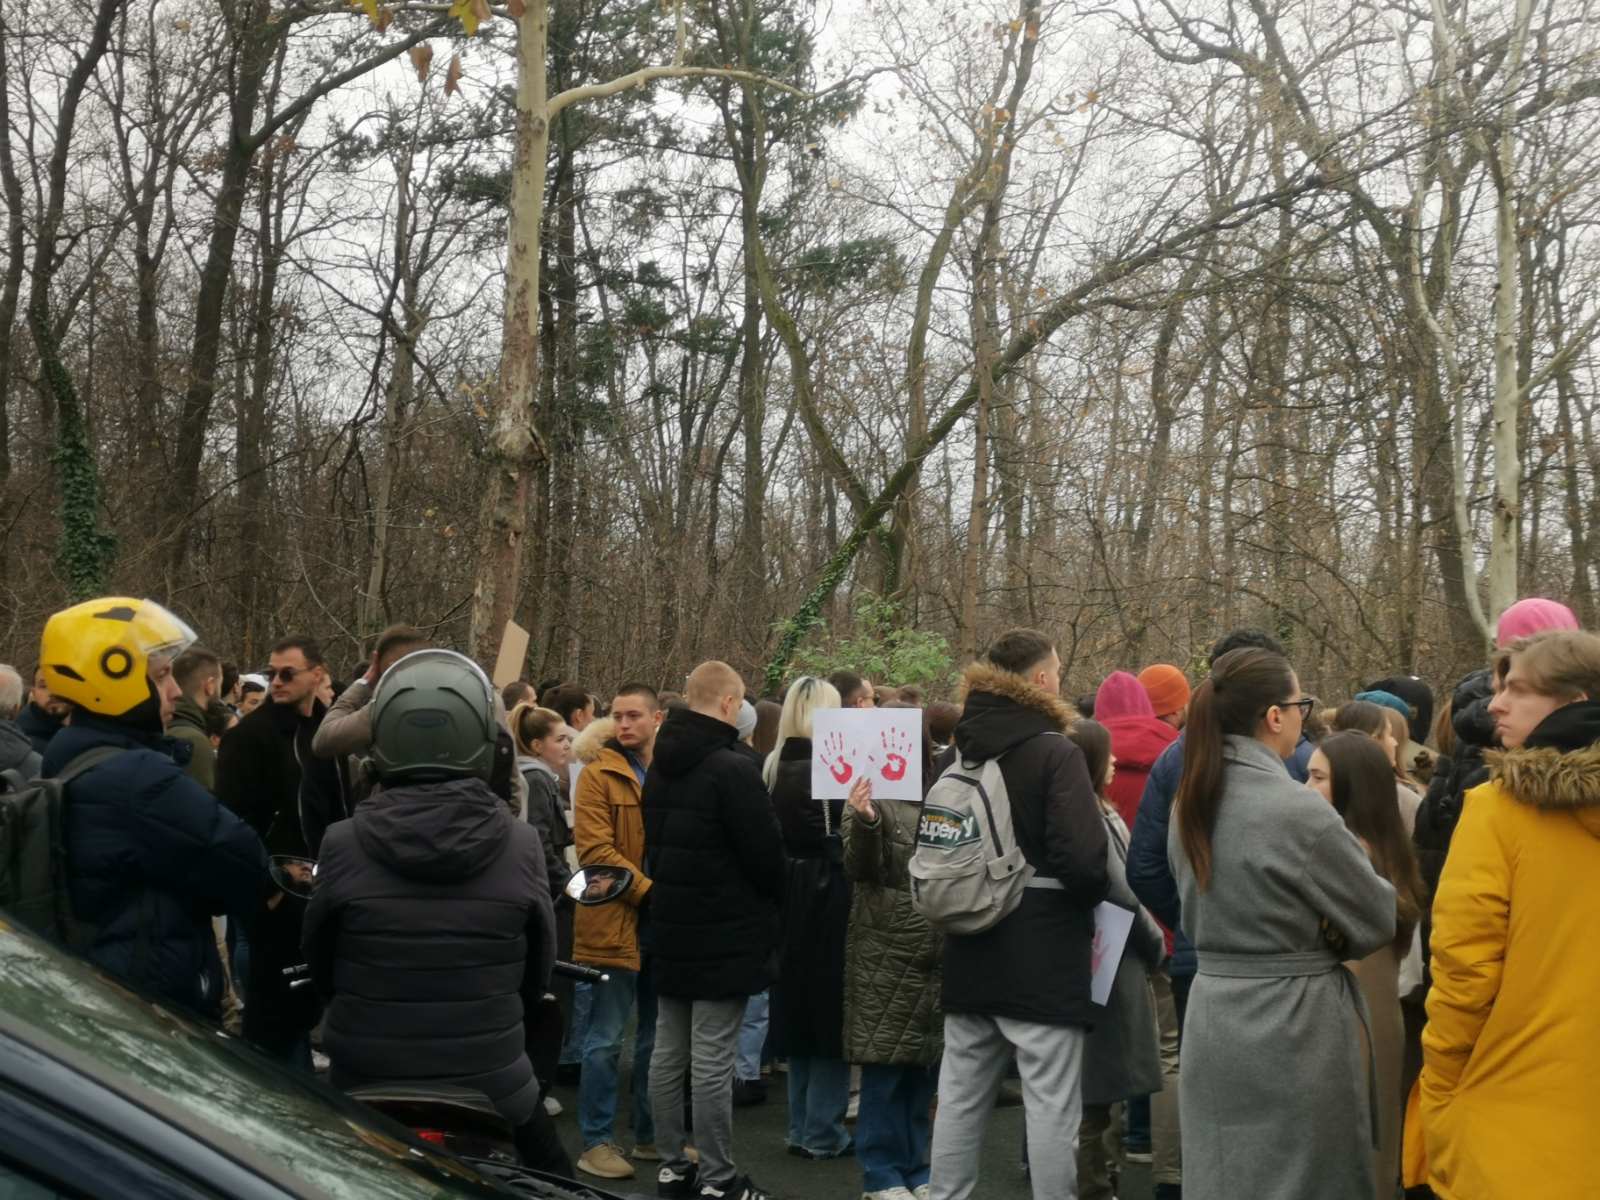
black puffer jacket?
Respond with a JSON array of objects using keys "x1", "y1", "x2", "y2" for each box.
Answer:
[
  {"x1": 642, "y1": 708, "x2": 785, "y2": 1000},
  {"x1": 44, "y1": 714, "x2": 269, "y2": 1016},
  {"x1": 937, "y1": 663, "x2": 1110, "y2": 1028},
  {"x1": 769, "y1": 737, "x2": 851, "y2": 1059},
  {"x1": 304, "y1": 777, "x2": 554, "y2": 1125},
  {"x1": 1414, "y1": 669, "x2": 1496, "y2": 902}
]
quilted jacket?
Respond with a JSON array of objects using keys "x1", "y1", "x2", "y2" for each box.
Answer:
[{"x1": 840, "y1": 796, "x2": 942, "y2": 1066}]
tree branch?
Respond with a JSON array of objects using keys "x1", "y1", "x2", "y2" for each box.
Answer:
[{"x1": 548, "y1": 65, "x2": 807, "y2": 119}]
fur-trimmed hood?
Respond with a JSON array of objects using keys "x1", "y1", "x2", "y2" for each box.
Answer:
[
  {"x1": 1486, "y1": 742, "x2": 1600, "y2": 838},
  {"x1": 573, "y1": 717, "x2": 617, "y2": 765},
  {"x1": 953, "y1": 661, "x2": 1079, "y2": 762}
]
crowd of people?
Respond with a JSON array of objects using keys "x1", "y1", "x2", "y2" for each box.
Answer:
[{"x1": 4, "y1": 591, "x2": 1596, "y2": 1200}]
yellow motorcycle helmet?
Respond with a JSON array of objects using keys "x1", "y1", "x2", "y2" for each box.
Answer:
[{"x1": 39, "y1": 598, "x2": 197, "y2": 719}]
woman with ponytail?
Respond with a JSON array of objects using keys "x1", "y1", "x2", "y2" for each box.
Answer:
[{"x1": 1171, "y1": 648, "x2": 1396, "y2": 1200}]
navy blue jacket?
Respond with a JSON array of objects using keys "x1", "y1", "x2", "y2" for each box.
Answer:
[
  {"x1": 44, "y1": 714, "x2": 270, "y2": 1016},
  {"x1": 1127, "y1": 731, "x2": 1313, "y2": 979},
  {"x1": 16, "y1": 702, "x2": 63, "y2": 757}
]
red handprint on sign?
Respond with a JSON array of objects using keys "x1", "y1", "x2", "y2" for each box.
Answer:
[
  {"x1": 879, "y1": 727, "x2": 913, "y2": 782},
  {"x1": 819, "y1": 731, "x2": 854, "y2": 785}
]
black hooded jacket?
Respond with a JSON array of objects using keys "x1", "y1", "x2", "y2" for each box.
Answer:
[
  {"x1": 935, "y1": 663, "x2": 1110, "y2": 1028},
  {"x1": 1414, "y1": 668, "x2": 1497, "y2": 901},
  {"x1": 303, "y1": 777, "x2": 555, "y2": 1125},
  {"x1": 641, "y1": 707, "x2": 785, "y2": 1001}
]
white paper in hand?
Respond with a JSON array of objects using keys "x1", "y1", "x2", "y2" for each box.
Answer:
[
  {"x1": 809, "y1": 707, "x2": 924, "y2": 802},
  {"x1": 1090, "y1": 902, "x2": 1136, "y2": 1006}
]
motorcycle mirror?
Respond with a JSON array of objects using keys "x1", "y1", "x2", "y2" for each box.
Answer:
[
  {"x1": 270, "y1": 855, "x2": 319, "y2": 900},
  {"x1": 564, "y1": 865, "x2": 634, "y2": 905}
]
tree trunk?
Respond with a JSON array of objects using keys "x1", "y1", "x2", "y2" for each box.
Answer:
[
  {"x1": 470, "y1": 0, "x2": 551, "y2": 663},
  {"x1": 361, "y1": 141, "x2": 419, "y2": 635}
]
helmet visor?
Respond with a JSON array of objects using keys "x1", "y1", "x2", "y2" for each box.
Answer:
[{"x1": 125, "y1": 600, "x2": 198, "y2": 665}]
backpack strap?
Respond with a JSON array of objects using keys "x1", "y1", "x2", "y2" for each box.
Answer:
[{"x1": 53, "y1": 746, "x2": 128, "y2": 784}]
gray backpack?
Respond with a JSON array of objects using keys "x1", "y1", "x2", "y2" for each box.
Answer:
[
  {"x1": 0, "y1": 747, "x2": 123, "y2": 948},
  {"x1": 909, "y1": 753, "x2": 1034, "y2": 934}
]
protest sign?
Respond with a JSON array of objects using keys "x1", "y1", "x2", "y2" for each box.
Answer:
[{"x1": 810, "y1": 707, "x2": 924, "y2": 802}]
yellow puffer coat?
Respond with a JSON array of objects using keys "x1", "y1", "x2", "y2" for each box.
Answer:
[{"x1": 1405, "y1": 737, "x2": 1600, "y2": 1200}]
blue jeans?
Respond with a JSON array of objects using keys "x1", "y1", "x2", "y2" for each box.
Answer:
[
  {"x1": 1123, "y1": 1093, "x2": 1152, "y2": 1151},
  {"x1": 786, "y1": 1055, "x2": 852, "y2": 1156},
  {"x1": 562, "y1": 980, "x2": 594, "y2": 1066},
  {"x1": 577, "y1": 964, "x2": 656, "y2": 1148},
  {"x1": 858, "y1": 1063, "x2": 935, "y2": 1192},
  {"x1": 737, "y1": 991, "x2": 769, "y2": 1082}
]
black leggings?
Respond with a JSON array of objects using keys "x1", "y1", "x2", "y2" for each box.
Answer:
[{"x1": 513, "y1": 1104, "x2": 574, "y2": 1178}]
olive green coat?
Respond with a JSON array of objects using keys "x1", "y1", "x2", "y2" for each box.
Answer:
[{"x1": 841, "y1": 797, "x2": 943, "y2": 1066}]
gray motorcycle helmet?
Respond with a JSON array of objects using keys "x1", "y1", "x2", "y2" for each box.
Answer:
[{"x1": 367, "y1": 648, "x2": 498, "y2": 785}]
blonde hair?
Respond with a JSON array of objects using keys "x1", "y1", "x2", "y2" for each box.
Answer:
[
  {"x1": 763, "y1": 676, "x2": 842, "y2": 789},
  {"x1": 1493, "y1": 629, "x2": 1600, "y2": 700},
  {"x1": 686, "y1": 660, "x2": 744, "y2": 710}
]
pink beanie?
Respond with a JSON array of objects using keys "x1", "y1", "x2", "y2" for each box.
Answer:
[
  {"x1": 1094, "y1": 671, "x2": 1156, "y2": 722},
  {"x1": 1495, "y1": 597, "x2": 1580, "y2": 648}
]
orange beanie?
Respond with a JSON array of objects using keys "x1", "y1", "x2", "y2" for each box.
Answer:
[{"x1": 1137, "y1": 664, "x2": 1191, "y2": 718}]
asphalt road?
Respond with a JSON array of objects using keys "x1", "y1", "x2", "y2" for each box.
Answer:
[{"x1": 545, "y1": 1071, "x2": 1155, "y2": 1200}]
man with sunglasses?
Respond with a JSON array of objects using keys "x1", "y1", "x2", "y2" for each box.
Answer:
[{"x1": 217, "y1": 635, "x2": 339, "y2": 859}]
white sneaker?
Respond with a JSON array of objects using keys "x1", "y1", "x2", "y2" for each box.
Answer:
[
  {"x1": 542, "y1": 1094, "x2": 563, "y2": 1116},
  {"x1": 913, "y1": 1188, "x2": 930, "y2": 1200},
  {"x1": 861, "y1": 1190, "x2": 915, "y2": 1200}
]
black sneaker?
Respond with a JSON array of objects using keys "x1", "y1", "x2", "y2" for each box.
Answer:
[
  {"x1": 731, "y1": 1078, "x2": 767, "y2": 1107},
  {"x1": 699, "y1": 1175, "x2": 771, "y2": 1200},
  {"x1": 658, "y1": 1163, "x2": 699, "y2": 1198}
]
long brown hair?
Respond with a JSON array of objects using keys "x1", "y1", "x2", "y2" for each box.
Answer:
[
  {"x1": 1317, "y1": 732, "x2": 1427, "y2": 955},
  {"x1": 1066, "y1": 719, "x2": 1112, "y2": 799},
  {"x1": 1334, "y1": 700, "x2": 1409, "y2": 785},
  {"x1": 1175, "y1": 647, "x2": 1297, "y2": 890}
]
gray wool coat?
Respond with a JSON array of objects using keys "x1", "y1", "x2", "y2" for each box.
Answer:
[
  {"x1": 1170, "y1": 735, "x2": 1396, "y2": 1200},
  {"x1": 1081, "y1": 803, "x2": 1164, "y2": 1106}
]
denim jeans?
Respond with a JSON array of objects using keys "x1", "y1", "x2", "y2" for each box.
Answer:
[
  {"x1": 857, "y1": 1063, "x2": 935, "y2": 1192},
  {"x1": 561, "y1": 980, "x2": 593, "y2": 1066},
  {"x1": 736, "y1": 991, "x2": 769, "y2": 1082},
  {"x1": 1123, "y1": 1093, "x2": 1151, "y2": 1151},
  {"x1": 576, "y1": 962, "x2": 657, "y2": 1148},
  {"x1": 786, "y1": 1055, "x2": 852, "y2": 1156}
]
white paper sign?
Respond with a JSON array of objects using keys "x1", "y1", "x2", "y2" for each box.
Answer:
[
  {"x1": 810, "y1": 708, "x2": 924, "y2": 802},
  {"x1": 1090, "y1": 902, "x2": 1136, "y2": 1006}
]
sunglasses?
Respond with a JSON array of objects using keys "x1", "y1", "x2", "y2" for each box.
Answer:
[{"x1": 271, "y1": 666, "x2": 312, "y2": 683}]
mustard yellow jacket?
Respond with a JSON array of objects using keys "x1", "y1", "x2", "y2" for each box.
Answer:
[
  {"x1": 1406, "y1": 738, "x2": 1600, "y2": 1199},
  {"x1": 570, "y1": 719, "x2": 652, "y2": 972}
]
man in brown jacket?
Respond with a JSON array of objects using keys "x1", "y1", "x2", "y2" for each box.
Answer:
[{"x1": 573, "y1": 682, "x2": 663, "y2": 1181}]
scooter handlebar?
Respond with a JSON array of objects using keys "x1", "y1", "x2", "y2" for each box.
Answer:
[{"x1": 553, "y1": 960, "x2": 610, "y2": 984}]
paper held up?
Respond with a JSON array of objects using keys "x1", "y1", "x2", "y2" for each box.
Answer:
[{"x1": 809, "y1": 707, "x2": 924, "y2": 802}]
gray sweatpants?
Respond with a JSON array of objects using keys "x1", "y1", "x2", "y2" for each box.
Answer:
[
  {"x1": 929, "y1": 1012, "x2": 1086, "y2": 1200},
  {"x1": 651, "y1": 995, "x2": 745, "y2": 1190}
]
